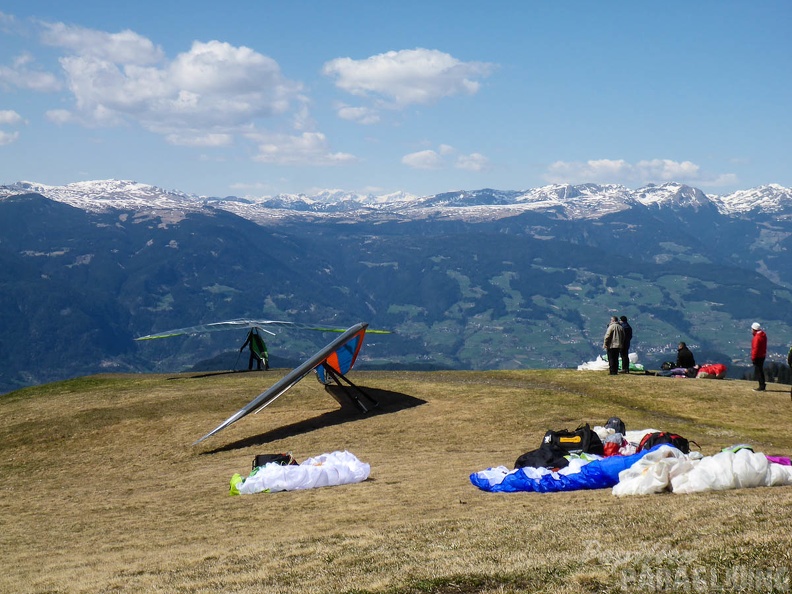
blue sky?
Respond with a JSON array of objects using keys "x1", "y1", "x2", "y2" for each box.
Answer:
[{"x1": 1, "y1": 1, "x2": 790, "y2": 198}]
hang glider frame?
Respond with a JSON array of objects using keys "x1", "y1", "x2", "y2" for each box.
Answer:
[{"x1": 319, "y1": 362, "x2": 378, "y2": 413}]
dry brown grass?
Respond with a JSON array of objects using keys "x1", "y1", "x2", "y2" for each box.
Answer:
[{"x1": 2, "y1": 369, "x2": 792, "y2": 593}]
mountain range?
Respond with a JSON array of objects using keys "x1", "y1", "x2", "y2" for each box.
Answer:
[{"x1": 2, "y1": 179, "x2": 792, "y2": 394}]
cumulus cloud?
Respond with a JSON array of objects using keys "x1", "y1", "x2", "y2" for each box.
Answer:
[
  {"x1": 0, "y1": 109, "x2": 23, "y2": 145},
  {"x1": 0, "y1": 52, "x2": 61, "y2": 92},
  {"x1": 402, "y1": 145, "x2": 490, "y2": 172},
  {"x1": 54, "y1": 38, "x2": 303, "y2": 131},
  {"x1": 402, "y1": 149, "x2": 444, "y2": 170},
  {"x1": 0, "y1": 130, "x2": 19, "y2": 145},
  {"x1": 5, "y1": 19, "x2": 349, "y2": 166},
  {"x1": 336, "y1": 104, "x2": 380, "y2": 125},
  {"x1": 0, "y1": 109, "x2": 23, "y2": 125},
  {"x1": 455, "y1": 152, "x2": 489, "y2": 172},
  {"x1": 251, "y1": 131, "x2": 357, "y2": 166},
  {"x1": 164, "y1": 132, "x2": 233, "y2": 147},
  {"x1": 40, "y1": 21, "x2": 164, "y2": 65},
  {"x1": 323, "y1": 48, "x2": 495, "y2": 123},
  {"x1": 545, "y1": 158, "x2": 737, "y2": 187},
  {"x1": 45, "y1": 108, "x2": 74, "y2": 124}
]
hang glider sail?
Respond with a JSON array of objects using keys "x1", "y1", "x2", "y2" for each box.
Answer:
[
  {"x1": 193, "y1": 322, "x2": 379, "y2": 445},
  {"x1": 315, "y1": 324, "x2": 366, "y2": 384},
  {"x1": 135, "y1": 318, "x2": 390, "y2": 341}
]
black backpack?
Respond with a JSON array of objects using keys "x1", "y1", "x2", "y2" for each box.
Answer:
[
  {"x1": 637, "y1": 432, "x2": 696, "y2": 454},
  {"x1": 543, "y1": 423, "x2": 604, "y2": 456},
  {"x1": 514, "y1": 442, "x2": 570, "y2": 470},
  {"x1": 251, "y1": 452, "x2": 298, "y2": 471}
]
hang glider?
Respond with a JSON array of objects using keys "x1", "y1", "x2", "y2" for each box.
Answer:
[
  {"x1": 315, "y1": 323, "x2": 366, "y2": 385},
  {"x1": 193, "y1": 322, "x2": 380, "y2": 445},
  {"x1": 135, "y1": 318, "x2": 390, "y2": 341}
]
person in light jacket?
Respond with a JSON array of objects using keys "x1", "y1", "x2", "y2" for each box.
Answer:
[{"x1": 603, "y1": 316, "x2": 625, "y2": 376}]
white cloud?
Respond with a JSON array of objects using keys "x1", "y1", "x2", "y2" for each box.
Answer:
[
  {"x1": 6, "y1": 19, "x2": 357, "y2": 169},
  {"x1": 455, "y1": 152, "x2": 489, "y2": 172},
  {"x1": 0, "y1": 109, "x2": 23, "y2": 144},
  {"x1": 402, "y1": 149, "x2": 444, "y2": 170},
  {"x1": 40, "y1": 21, "x2": 164, "y2": 65},
  {"x1": 336, "y1": 104, "x2": 380, "y2": 125},
  {"x1": 0, "y1": 130, "x2": 19, "y2": 145},
  {"x1": 164, "y1": 132, "x2": 233, "y2": 147},
  {"x1": 252, "y1": 132, "x2": 357, "y2": 166},
  {"x1": 323, "y1": 48, "x2": 495, "y2": 109},
  {"x1": 0, "y1": 109, "x2": 23, "y2": 125},
  {"x1": 56, "y1": 39, "x2": 303, "y2": 131},
  {"x1": 0, "y1": 52, "x2": 61, "y2": 92},
  {"x1": 545, "y1": 158, "x2": 736, "y2": 187},
  {"x1": 403, "y1": 145, "x2": 489, "y2": 172}
]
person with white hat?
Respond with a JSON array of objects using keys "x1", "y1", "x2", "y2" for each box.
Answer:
[{"x1": 751, "y1": 322, "x2": 767, "y2": 392}]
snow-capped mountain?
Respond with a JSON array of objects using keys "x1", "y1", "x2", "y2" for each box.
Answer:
[
  {"x1": 711, "y1": 184, "x2": 792, "y2": 216},
  {"x1": 0, "y1": 180, "x2": 201, "y2": 212},
  {"x1": 2, "y1": 179, "x2": 792, "y2": 223},
  {"x1": 4, "y1": 175, "x2": 792, "y2": 394}
]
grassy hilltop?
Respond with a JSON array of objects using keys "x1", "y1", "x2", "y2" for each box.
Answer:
[{"x1": 2, "y1": 369, "x2": 792, "y2": 593}]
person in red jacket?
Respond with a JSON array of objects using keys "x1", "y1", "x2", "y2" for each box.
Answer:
[{"x1": 751, "y1": 322, "x2": 767, "y2": 391}]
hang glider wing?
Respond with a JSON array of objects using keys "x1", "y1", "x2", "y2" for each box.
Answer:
[
  {"x1": 135, "y1": 319, "x2": 390, "y2": 341},
  {"x1": 194, "y1": 323, "x2": 372, "y2": 445},
  {"x1": 314, "y1": 324, "x2": 366, "y2": 384}
]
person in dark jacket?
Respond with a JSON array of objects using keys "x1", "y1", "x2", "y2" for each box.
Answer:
[
  {"x1": 676, "y1": 342, "x2": 696, "y2": 369},
  {"x1": 619, "y1": 316, "x2": 633, "y2": 373},
  {"x1": 240, "y1": 327, "x2": 270, "y2": 371},
  {"x1": 787, "y1": 344, "x2": 792, "y2": 398}
]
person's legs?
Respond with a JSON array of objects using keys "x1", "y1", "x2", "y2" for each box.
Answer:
[
  {"x1": 608, "y1": 348, "x2": 620, "y2": 375},
  {"x1": 620, "y1": 346, "x2": 630, "y2": 373},
  {"x1": 754, "y1": 358, "x2": 766, "y2": 390},
  {"x1": 248, "y1": 352, "x2": 255, "y2": 371}
]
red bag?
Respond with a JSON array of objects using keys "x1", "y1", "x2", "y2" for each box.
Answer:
[{"x1": 638, "y1": 432, "x2": 692, "y2": 454}]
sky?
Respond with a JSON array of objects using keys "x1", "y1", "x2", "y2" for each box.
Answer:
[{"x1": 1, "y1": 1, "x2": 790, "y2": 199}]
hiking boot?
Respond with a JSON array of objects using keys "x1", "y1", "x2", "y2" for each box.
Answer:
[{"x1": 753, "y1": 387, "x2": 766, "y2": 392}]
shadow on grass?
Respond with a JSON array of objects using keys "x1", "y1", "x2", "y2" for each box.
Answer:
[
  {"x1": 168, "y1": 368, "x2": 269, "y2": 379},
  {"x1": 201, "y1": 387, "x2": 426, "y2": 454}
]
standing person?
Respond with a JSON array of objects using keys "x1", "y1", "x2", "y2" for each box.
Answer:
[
  {"x1": 676, "y1": 342, "x2": 696, "y2": 369},
  {"x1": 240, "y1": 327, "x2": 270, "y2": 371},
  {"x1": 787, "y1": 344, "x2": 792, "y2": 398},
  {"x1": 603, "y1": 316, "x2": 625, "y2": 376},
  {"x1": 619, "y1": 316, "x2": 633, "y2": 373},
  {"x1": 751, "y1": 322, "x2": 767, "y2": 392}
]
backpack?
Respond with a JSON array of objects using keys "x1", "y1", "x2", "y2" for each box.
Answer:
[
  {"x1": 252, "y1": 452, "x2": 298, "y2": 471},
  {"x1": 514, "y1": 442, "x2": 570, "y2": 470},
  {"x1": 543, "y1": 423, "x2": 604, "y2": 456},
  {"x1": 637, "y1": 432, "x2": 694, "y2": 454}
]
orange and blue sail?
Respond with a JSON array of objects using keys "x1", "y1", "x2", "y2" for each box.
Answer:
[{"x1": 315, "y1": 325, "x2": 367, "y2": 383}]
